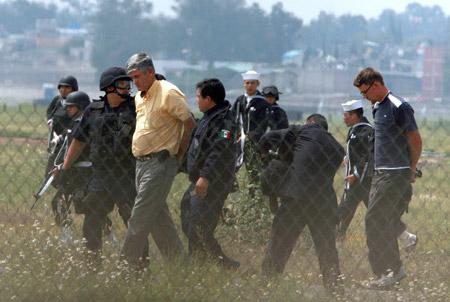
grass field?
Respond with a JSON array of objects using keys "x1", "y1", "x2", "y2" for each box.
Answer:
[{"x1": 0, "y1": 105, "x2": 449, "y2": 301}]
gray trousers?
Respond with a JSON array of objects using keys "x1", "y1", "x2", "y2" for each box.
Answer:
[{"x1": 121, "y1": 156, "x2": 184, "y2": 265}]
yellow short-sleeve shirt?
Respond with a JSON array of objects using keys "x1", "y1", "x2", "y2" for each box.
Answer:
[{"x1": 132, "y1": 80, "x2": 191, "y2": 157}]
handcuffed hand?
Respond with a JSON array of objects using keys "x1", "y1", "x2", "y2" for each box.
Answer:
[
  {"x1": 345, "y1": 174, "x2": 357, "y2": 185},
  {"x1": 195, "y1": 177, "x2": 209, "y2": 199}
]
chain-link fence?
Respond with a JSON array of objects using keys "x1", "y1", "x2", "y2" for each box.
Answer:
[{"x1": 0, "y1": 103, "x2": 449, "y2": 301}]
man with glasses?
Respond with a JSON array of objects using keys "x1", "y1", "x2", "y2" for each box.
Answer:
[
  {"x1": 353, "y1": 67, "x2": 422, "y2": 289},
  {"x1": 55, "y1": 67, "x2": 148, "y2": 265}
]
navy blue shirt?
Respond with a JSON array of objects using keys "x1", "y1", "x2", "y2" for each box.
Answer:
[{"x1": 372, "y1": 92, "x2": 418, "y2": 170}]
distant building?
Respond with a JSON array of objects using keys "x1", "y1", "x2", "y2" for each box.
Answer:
[{"x1": 421, "y1": 47, "x2": 446, "y2": 100}]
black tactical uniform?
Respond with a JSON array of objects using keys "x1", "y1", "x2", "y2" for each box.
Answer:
[
  {"x1": 180, "y1": 100, "x2": 239, "y2": 268},
  {"x1": 259, "y1": 124, "x2": 344, "y2": 289},
  {"x1": 46, "y1": 76, "x2": 79, "y2": 136},
  {"x1": 232, "y1": 92, "x2": 270, "y2": 194},
  {"x1": 52, "y1": 115, "x2": 92, "y2": 221},
  {"x1": 268, "y1": 103, "x2": 289, "y2": 131},
  {"x1": 46, "y1": 96, "x2": 72, "y2": 136},
  {"x1": 45, "y1": 97, "x2": 72, "y2": 177},
  {"x1": 45, "y1": 76, "x2": 78, "y2": 176},
  {"x1": 337, "y1": 116, "x2": 373, "y2": 237},
  {"x1": 72, "y1": 96, "x2": 137, "y2": 253}
]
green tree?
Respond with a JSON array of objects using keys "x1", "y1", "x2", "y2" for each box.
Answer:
[
  {"x1": 263, "y1": 2, "x2": 303, "y2": 63},
  {"x1": 0, "y1": 0, "x2": 57, "y2": 34},
  {"x1": 91, "y1": 0, "x2": 159, "y2": 73},
  {"x1": 168, "y1": 0, "x2": 302, "y2": 64}
]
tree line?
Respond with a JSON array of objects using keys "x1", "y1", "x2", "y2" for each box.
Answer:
[{"x1": 0, "y1": 0, "x2": 449, "y2": 73}]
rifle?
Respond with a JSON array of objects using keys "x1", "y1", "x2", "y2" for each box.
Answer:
[{"x1": 31, "y1": 131, "x2": 70, "y2": 210}]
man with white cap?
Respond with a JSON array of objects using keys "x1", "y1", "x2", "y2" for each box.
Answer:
[
  {"x1": 232, "y1": 70, "x2": 270, "y2": 196},
  {"x1": 337, "y1": 99, "x2": 374, "y2": 241}
]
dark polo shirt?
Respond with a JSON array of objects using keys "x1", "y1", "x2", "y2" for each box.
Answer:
[{"x1": 372, "y1": 92, "x2": 418, "y2": 170}]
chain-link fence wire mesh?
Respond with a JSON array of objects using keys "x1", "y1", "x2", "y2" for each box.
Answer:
[{"x1": 0, "y1": 103, "x2": 449, "y2": 301}]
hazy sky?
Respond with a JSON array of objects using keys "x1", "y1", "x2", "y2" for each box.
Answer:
[{"x1": 153, "y1": 0, "x2": 450, "y2": 23}]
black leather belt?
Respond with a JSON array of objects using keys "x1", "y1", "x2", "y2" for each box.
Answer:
[{"x1": 136, "y1": 150, "x2": 169, "y2": 162}]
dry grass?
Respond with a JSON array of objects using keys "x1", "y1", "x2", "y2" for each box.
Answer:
[{"x1": 0, "y1": 109, "x2": 449, "y2": 301}]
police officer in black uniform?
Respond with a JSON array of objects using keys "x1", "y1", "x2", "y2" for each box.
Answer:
[
  {"x1": 180, "y1": 78, "x2": 239, "y2": 269},
  {"x1": 46, "y1": 75, "x2": 79, "y2": 135},
  {"x1": 56, "y1": 67, "x2": 148, "y2": 262},
  {"x1": 262, "y1": 85, "x2": 289, "y2": 131},
  {"x1": 45, "y1": 76, "x2": 79, "y2": 176},
  {"x1": 232, "y1": 70, "x2": 270, "y2": 196},
  {"x1": 259, "y1": 118, "x2": 344, "y2": 291},
  {"x1": 52, "y1": 91, "x2": 91, "y2": 226},
  {"x1": 337, "y1": 100, "x2": 373, "y2": 240}
]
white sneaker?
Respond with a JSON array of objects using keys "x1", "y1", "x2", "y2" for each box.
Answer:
[{"x1": 368, "y1": 267, "x2": 407, "y2": 290}]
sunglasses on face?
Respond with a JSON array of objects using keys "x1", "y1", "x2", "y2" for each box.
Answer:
[
  {"x1": 115, "y1": 80, "x2": 131, "y2": 90},
  {"x1": 360, "y1": 82, "x2": 374, "y2": 95}
]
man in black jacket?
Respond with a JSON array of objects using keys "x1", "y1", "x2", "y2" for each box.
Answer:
[
  {"x1": 181, "y1": 78, "x2": 239, "y2": 269},
  {"x1": 232, "y1": 70, "x2": 270, "y2": 196},
  {"x1": 259, "y1": 119, "x2": 344, "y2": 291},
  {"x1": 337, "y1": 100, "x2": 373, "y2": 240}
]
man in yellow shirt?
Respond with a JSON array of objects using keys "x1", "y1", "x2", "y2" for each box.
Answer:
[{"x1": 121, "y1": 52, "x2": 196, "y2": 267}]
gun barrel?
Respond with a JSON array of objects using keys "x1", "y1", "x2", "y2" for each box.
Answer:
[{"x1": 31, "y1": 174, "x2": 54, "y2": 210}]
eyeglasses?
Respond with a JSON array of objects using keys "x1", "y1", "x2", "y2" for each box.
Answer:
[{"x1": 360, "y1": 82, "x2": 374, "y2": 96}]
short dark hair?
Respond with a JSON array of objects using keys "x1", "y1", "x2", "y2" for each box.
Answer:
[
  {"x1": 349, "y1": 108, "x2": 364, "y2": 118},
  {"x1": 306, "y1": 113, "x2": 328, "y2": 131},
  {"x1": 353, "y1": 67, "x2": 384, "y2": 87},
  {"x1": 196, "y1": 78, "x2": 225, "y2": 104}
]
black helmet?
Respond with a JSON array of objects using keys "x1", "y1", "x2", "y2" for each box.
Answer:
[
  {"x1": 58, "y1": 75, "x2": 78, "y2": 91},
  {"x1": 262, "y1": 85, "x2": 282, "y2": 101},
  {"x1": 99, "y1": 67, "x2": 131, "y2": 91},
  {"x1": 155, "y1": 73, "x2": 166, "y2": 80},
  {"x1": 65, "y1": 91, "x2": 90, "y2": 110}
]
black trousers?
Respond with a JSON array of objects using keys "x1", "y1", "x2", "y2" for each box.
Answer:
[
  {"x1": 180, "y1": 183, "x2": 230, "y2": 261},
  {"x1": 81, "y1": 190, "x2": 133, "y2": 252},
  {"x1": 82, "y1": 180, "x2": 149, "y2": 262},
  {"x1": 338, "y1": 179, "x2": 408, "y2": 238},
  {"x1": 262, "y1": 196, "x2": 340, "y2": 288},
  {"x1": 337, "y1": 182, "x2": 370, "y2": 236},
  {"x1": 365, "y1": 169, "x2": 411, "y2": 277}
]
